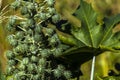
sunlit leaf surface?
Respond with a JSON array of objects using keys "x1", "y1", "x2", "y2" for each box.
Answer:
[{"x1": 60, "y1": 0, "x2": 120, "y2": 64}]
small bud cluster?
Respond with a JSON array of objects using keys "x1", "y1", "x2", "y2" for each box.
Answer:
[{"x1": 5, "y1": 0, "x2": 72, "y2": 80}]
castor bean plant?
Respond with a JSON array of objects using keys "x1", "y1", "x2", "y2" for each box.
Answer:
[{"x1": 0, "y1": 0, "x2": 120, "y2": 80}]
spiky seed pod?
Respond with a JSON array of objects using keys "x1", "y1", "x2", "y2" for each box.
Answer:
[
  {"x1": 20, "y1": 21, "x2": 29, "y2": 29},
  {"x1": 31, "y1": 55, "x2": 38, "y2": 63},
  {"x1": 52, "y1": 14, "x2": 60, "y2": 23},
  {"x1": 34, "y1": 24, "x2": 42, "y2": 33},
  {"x1": 6, "y1": 66, "x2": 15, "y2": 75},
  {"x1": 33, "y1": 74, "x2": 40, "y2": 80},
  {"x1": 53, "y1": 69, "x2": 62, "y2": 78},
  {"x1": 27, "y1": 3, "x2": 35, "y2": 10},
  {"x1": 46, "y1": 13, "x2": 51, "y2": 18},
  {"x1": 13, "y1": 48, "x2": 21, "y2": 56},
  {"x1": 7, "y1": 35, "x2": 18, "y2": 47},
  {"x1": 21, "y1": 6, "x2": 28, "y2": 15},
  {"x1": 37, "y1": 65, "x2": 45, "y2": 74},
  {"x1": 40, "y1": 49, "x2": 50, "y2": 58},
  {"x1": 8, "y1": 59, "x2": 16, "y2": 66},
  {"x1": 49, "y1": 34, "x2": 59, "y2": 44},
  {"x1": 9, "y1": 16, "x2": 17, "y2": 26},
  {"x1": 29, "y1": 44, "x2": 37, "y2": 53},
  {"x1": 48, "y1": 7, "x2": 55, "y2": 15},
  {"x1": 46, "y1": 0, "x2": 54, "y2": 7},
  {"x1": 27, "y1": 63, "x2": 36, "y2": 72},
  {"x1": 24, "y1": 36, "x2": 34, "y2": 44},
  {"x1": 19, "y1": 63, "x2": 26, "y2": 70},
  {"x1": 13, "y1": 74, "x2": 21, "y2": 80},
  {"x1": 52, "y1": 48, "x2": 62, "y2": 57},
  {"x1": 43, "y1": 28, "x2": 54, "y2": 36},
  {"x1": 5, "y1": 0, "x2": 74, "y2": 79},
  {"x1": 15, "y1": 31, "x2": 25, "y2": 39},
  {"x1": 6, "y1": 24, "x2": 15, "y2": 32},
  {"x1": 39, "y1": 13, "x2": 46, "y2": 20},
  {"x1": 63, "y1": 71, "x2": 72, "y2": 79},
  {"x1": 15, "y1": 44, "x2": 28, "y2": 53},
  {"x1": 27, "y1": 29, "x2": 33, "y2": 35},
  {"x1": 10, "y1": 1, "x2": 21, "y2": 10},
  {"x1": 15, "y1": 71, "x2": 26, "y2": 79},
  {"x1": 5, "y1": 50, "x2": 14, "y2": 59},
  {"x1": 57, "y1": 65, "x2": 65, "y2": 72},
  {"x1": 38, "y1": 58, "x2": 46, "y2": 66},
  {"x1": 27, "y1": 19, "x2": 35, "y2": 27},
  {"x1": 22, "y1": 57, "x2": 29, "y2": 65},
  {"x1": 46, "y1": 69, "x2": 52, "y2": 74},
  {"x1": 33, "y1": 33, "x2": 42, "y2": 42},
  {"x1": 24, "y1": 13, "x2": 32, "y2": 18}
]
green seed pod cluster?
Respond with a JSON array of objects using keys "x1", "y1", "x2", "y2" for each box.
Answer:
[{"x1": 5, "y1": 0, "x2": 72, "y2": 80}]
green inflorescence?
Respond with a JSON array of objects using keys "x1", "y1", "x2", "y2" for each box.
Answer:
[{"x1": 5, "y1": 0, "x2": 72, "y2": 80}]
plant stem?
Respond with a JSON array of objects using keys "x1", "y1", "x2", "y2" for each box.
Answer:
[{"x1": 90, "y1": 56, "x2": 96, "y2": 80}]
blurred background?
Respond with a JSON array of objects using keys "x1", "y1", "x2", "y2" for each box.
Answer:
[{"x1": 0, "y1": 0, "x2": 120, "y2": 80}]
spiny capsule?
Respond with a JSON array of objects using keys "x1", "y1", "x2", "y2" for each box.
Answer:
[
  {"x1": 27, "y1": 63, "x2": 36, "y2": 72},
  {"x1": 40, "y1": 49, "x2": 50, "y2": 58},
  {"x1": 9, "y1": 16, "x2": 17, "y2": 26},
  {"x1": 13, "y1": 74, "x2": 21, "y2": 80},
  {"x1": 33, "y1": 74, "x2": 40, "y2": 80},
  {"x1": 15, "y1": 71, "x2": 26, "y2": 78},
  {"x1": 21, "y1": 6, "x2": 28, "y2": 15},
  {"x1": 29, "y1": 44, "x2": 37, "y2": 53},
  {"x1": 53, "y1": 69, "x2": 62, "y2": 78},
  {"x1": 27, "y1": 3, "x2": 35, "y2": 10},
  {"x1": 31, "y1": 55, "x2": 38, "y2": 63},
  {"x1": 39, "y1": 12, "x2": 46, "y2": 20},
  {"x1": 11, "y1": 1, "x2": 21, "y2": 10},
  {"x1": 38, "y1": 58, "x2": 46, "y2": 66},
  {"x1": 20, "y1": 21, "x2": 29, "y2": 29},
  {"x1": 33, "y1": 33, "x2": 42, "y2": 42},
  {"x1": 48, "y1": 34, "x2": 59, "y2": 45},
  {"x1": 27, "y1": 29, "x2": 33, "y2": 35},
  {"x1": 63, "y1": 71, "x2": 72, "y2": 79},
  {"x1": 7, "y1": 35, "x2": 18, "y2": 47},
  {"x1": 24, "y1": 36, "x2": 34, "y2": 44},
  {"x1": 6, "y1": 24, "x2": 15, "y2": 32},
  {"x1": 27, "y1": 19, "x2": 35, "y2": 27},
  {"x1": 24, "y1": 13, "x2": 32, "y2": 18},
  {"x1": 46, "y1": 69, "x2": 52, "y2": 74},
  {"x1": 8, "y1": 59, "x2": 16, "y2": 66},
  {"x1": 45, "y1": 0, "x2": 54, "y2": 7},
  {"x1": 34, "y1": 24, "x2": 42, "y2": 33},
  {"x1": 53, "y1": 48, "x2": 62, "y2": 57},
  {"x1": 57, "y1": 65, "x2": 65, "y2": 72},
  {"x1": 43, "y1": 28, "x2": 54, "y2": 36},
  {"x1": 15, "y1": 44, "x2": 28, "y2": 53},
  {"x1": 37, "y1": 65, "x2": 45, "y2": 74},
  {"x1": 5, "y1": 50, "x2": 14, "y2": 59},
  {"x1": 19, "y1": 63, "x2": 26, "y2": 70},
  {"x1": 52, "y1": 14, "x2": 60, "y2": 23},
  {"x1": 13, "y1": 48, "x2": 21, "y2": 56},
  {"x1": 6, "y1": 66, "x2": 15, "y2": 75},
  {"x1": 15, "y1": 31, "x2": 25, "y2": 39},
  {"x1": 48, "y1": 7, "x2": 55, "y2": 15},
  {"x1": 22, "y1": 57, "x2": 29, "y2": 65}
]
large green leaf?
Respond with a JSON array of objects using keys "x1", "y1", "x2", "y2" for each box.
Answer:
[
  {"x1": 72, "y1": 0, "x2": 120, "y2": 49},
  {"x1": 71, "y1": 0, "x2": 100, "y2": 47},
  {"x1": 59, "y1": 0, "x2": 120, "y2": 64}
]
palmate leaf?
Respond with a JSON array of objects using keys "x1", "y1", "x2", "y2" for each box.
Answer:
[{"x1": 59, "y1": 0, "x2": 120, "y2": 64}]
